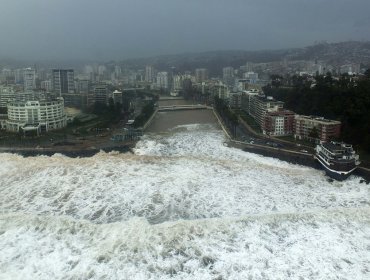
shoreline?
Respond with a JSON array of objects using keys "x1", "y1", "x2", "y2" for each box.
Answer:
[
  {"x1": 229, "y1": 140, "x2": 370, "y2": 181},
  {"x1": 1, "y1": 127, "x2": 369, "y2": 181},
  {"x1": 2, "y1": 137, "x2": 369, "y2": 181}
]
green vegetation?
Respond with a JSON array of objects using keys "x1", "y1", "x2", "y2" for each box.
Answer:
[
  {"x1": 133, "y1": 101, "x2": 155, "y2": 128},
  {"x1": 214, "y1": 96, "x2": 238, "y2": 137},
  {"x1": 236, "y1": 110, "x2": 262, "y2": 134},
  {"x1": 89, "y1": 98, "x2": 122, "y2": 123},
  {"x1": 264, "y1": 72, "x2": 370, "y2": 152}
]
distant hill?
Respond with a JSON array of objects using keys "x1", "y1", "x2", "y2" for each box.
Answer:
[
  {"x1": 121, "y1": 49, "x2": 295, "y2": 76},
  {"x1": 2, "y1": 41, "x2": 369, "y2": 74},
  {"x1": 286, "y1": 41, "x2": 370, "y2": 65},
  {"x1": 120, "y1": 41, "x2": 370, "y2": 75}
]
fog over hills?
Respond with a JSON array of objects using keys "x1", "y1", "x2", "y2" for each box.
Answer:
[
  {"x1": 118, "y1": 41, "x2": 370, "y2": 74},
  {"x1": 1, "y1": 41, "x2": 370, "y2": 74},
  {"x1": 0, "y1": 0, "x2": 369, "y2": 62}
]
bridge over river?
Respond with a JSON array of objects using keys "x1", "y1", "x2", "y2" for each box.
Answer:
[{"x1": 157, "y1": 104, "x2": 211, "y2": 111}]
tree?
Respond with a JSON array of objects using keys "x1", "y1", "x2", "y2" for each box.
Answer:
[
  {"x1": 308, "y1": 126, "x2": 319, "y2": 139},
  {"x1": 270, "y1": 74, "x2": 283, "y2": 88},
  {"x1": 365, "y1": 69, "x2": 370, "y2": 79},
  {"x1": 264, "y1": 73, "x2": 370, "y2": 152}
]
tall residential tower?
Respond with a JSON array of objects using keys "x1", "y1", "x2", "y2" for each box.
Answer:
[
  {"x1": 52, "y1": 69, "x2": 75, "y2": 96},
  {"x1": 23, "y1": 68, "x2": 36, "y2": 91}
]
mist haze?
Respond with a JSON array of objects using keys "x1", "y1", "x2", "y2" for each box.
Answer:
[{"x1": 0, "y1": 0, "x2": 369, "y2": 60}]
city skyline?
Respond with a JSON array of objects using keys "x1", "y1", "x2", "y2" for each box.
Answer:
[{"x1": 0, "y1": 0, "x2": 369, "y2": 61}]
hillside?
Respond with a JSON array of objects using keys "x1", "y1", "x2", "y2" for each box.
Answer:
[{"x1": 120, "y1": 41, "x2": 370, "y2": 74}]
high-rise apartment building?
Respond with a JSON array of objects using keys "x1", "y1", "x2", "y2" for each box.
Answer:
[
  {"x1": 249, "y1": 96, "x2": 284, "y2": 127},
  {"x1": 14, "y1": 69, "x2": 24, "y2": 84},
  {"x1": 23, "y1": 68, "x2": 36, "y2": 91},
  {"x1": 156, "y1": 72, "x2": 169, "y2": 89},
  {"x1": 241, "y1": 89, "x2": 260, "y2": 113},
  {"x1": 195, "y1": 68, "x2": 208, "y2": 83},
  {"x1": 40, "y1": 80, "x2": 52, "y2": 92},
  {"x1": 244, "y1": 72, "x2": 259, "y2": 84},
  {"x1": 0, "y1": 85, "x2": 16, "y2": 108},
  {"x1": 214, "y1": 82, "x2": 229, "y2": 100},
  {"x1": 173, "y1": 75, "x2": 183, "y2": 90},
  {"x1": 52, "y1": 69, "x2": 75, "y2": 96},
  {"x1": 76, "y1": 79, "x2": 90, "y2": 94},
  {"x1": 145, "y1": 65, "x2": 155, "y2": 83},
  {"x1": 222, "y1": 67, "x2": 234, "y2": 85},
  {"x1": 93, "y1": 84, "x2": 108, "y2": 104}
]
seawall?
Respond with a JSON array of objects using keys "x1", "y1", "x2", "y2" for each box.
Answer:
[
  {"x1": 230, "y1": 141, "x2": 318, "y2": 168},
  {"x1": 215, "y1": 109, "x2": 370, "y2": 181}
]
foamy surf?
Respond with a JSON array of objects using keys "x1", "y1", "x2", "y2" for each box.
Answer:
[
  {"x1": 0, "y1": 209, "x2": 369, "y2": 280},
  {"x1": 0, "y1": 124, "x2": 369, "y2": 279}
]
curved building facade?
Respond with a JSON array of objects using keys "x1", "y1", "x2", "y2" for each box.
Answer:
[{"x1": 6, "y1": 97, "x2": 67, "y2": 134}]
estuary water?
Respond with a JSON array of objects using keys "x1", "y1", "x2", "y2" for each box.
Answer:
[{"x1": 0, "y1": 111, "x2": 369, "y2": 279}]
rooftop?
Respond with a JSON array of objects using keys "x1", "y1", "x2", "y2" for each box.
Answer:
[{"x1": 296, "y1": 115, "x2": 341, "y2": 124}]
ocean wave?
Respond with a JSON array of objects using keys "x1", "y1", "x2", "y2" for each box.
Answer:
[
  {"x1": 0, "y1": 209, "x2": 369, "y2": 280},
  {"x1": 1, "y1": 124, "x2": 369, "y2": 279}
]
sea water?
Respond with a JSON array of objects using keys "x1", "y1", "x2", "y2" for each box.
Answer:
[{"x1": 0, "y1": 124, "x2": 369, "y2": 279}]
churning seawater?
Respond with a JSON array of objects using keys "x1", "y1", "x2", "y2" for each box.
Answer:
[{"x1": 0, "y1": 123, "x2": 369, "y2": 279}]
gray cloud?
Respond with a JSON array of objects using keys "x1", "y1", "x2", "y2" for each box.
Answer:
[{"x1": 0, "y1": 0, "x2": 369, "y2": 60}]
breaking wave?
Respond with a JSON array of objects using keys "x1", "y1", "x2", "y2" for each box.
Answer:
[{"x1": 0, "y1": 124, "x2": 369, "y2": 279}]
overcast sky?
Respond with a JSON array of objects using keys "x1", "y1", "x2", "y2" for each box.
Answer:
[{"x1": 0, "y1": 0, "x2": 369, "y2": 61}]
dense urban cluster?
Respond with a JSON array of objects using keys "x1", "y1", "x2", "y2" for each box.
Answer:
[{"x1": 0, "y1": 56, "x2": 368, "y2": 150}]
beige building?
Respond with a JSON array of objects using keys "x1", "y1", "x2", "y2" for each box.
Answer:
[{"x1": 294, "y1": 115, "x2": 341, "y2": 142}]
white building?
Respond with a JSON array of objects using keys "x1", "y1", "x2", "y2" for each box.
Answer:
[
  {"x1": 214, "y1": 82, "x2": 229, "y2": 100},
  {"x1": 241, "y1": 89, "x2": 261, "y2": 115},
  {"x1": 98, "y1": 65, "x2": 107, "y2": 76},
  {"x1": 114, "y1": 65, "x2": 122, "y2": 79},
  {"x1": 23, "y1": 68, "x2": 36, "y2": 91},
  {"x1": 173, "y1": 75, "x2": 183, "y2": 90},
  {"x1": 244, "y1": 72, "x2": 259, "y2": 84},
  {"x1": 40, "y1": 80, "x2": 52, "y2": 92},
  {"x1": 156, "y1": 72, "x2": 169, "y2": 89},
  {"x1": 229, "y1": 92, "x2": 242, "y2": 108},
  {"x1": 223, "y1": 67, "x2": 234, "y2": 85},
  {"x1": 0, "y1": 85, "x2": 16, "y2": 108},
  {"x1": 340, "y1": 64, "x2": 361, "y2": 75},
  {"x1": 6, "y1": 97, "x2": 67, "y2": 134},
  {"x1": 1, "y1": 68, "x2": 13, "y2": 82},
  {"x1": 14, "y1": 68, "x2": 24, "y2": 84},
  {"x1": 108, "y1": 90, "x2": 123, "y2": 104},
  {"x1": 235, "y1": 79, "x2": 249, "y2": 91},
  {"x1": 195, "y1": 68, "x2": 208, "y2": 83},
  {"x1": 145, "y1": 65, "x2": 155, "y2": 83}
]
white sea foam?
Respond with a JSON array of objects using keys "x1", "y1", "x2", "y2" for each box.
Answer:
[{"x1": 0, "y1": 124, "x2": 369, "y2": 279}]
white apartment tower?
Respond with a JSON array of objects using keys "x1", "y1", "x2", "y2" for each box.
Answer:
[
  {"x1": 23, "y1": 68, "x2": 36, "y2": 91},
  {"x1": 145, "y1": 65, "x2": 155, "y2": 83},
  {"x1": 223, "y1": 67, "x2": 234, "y2": 85},
  {"x1": 156, "y1": 72, "x2": 169, "y2": 89}
]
